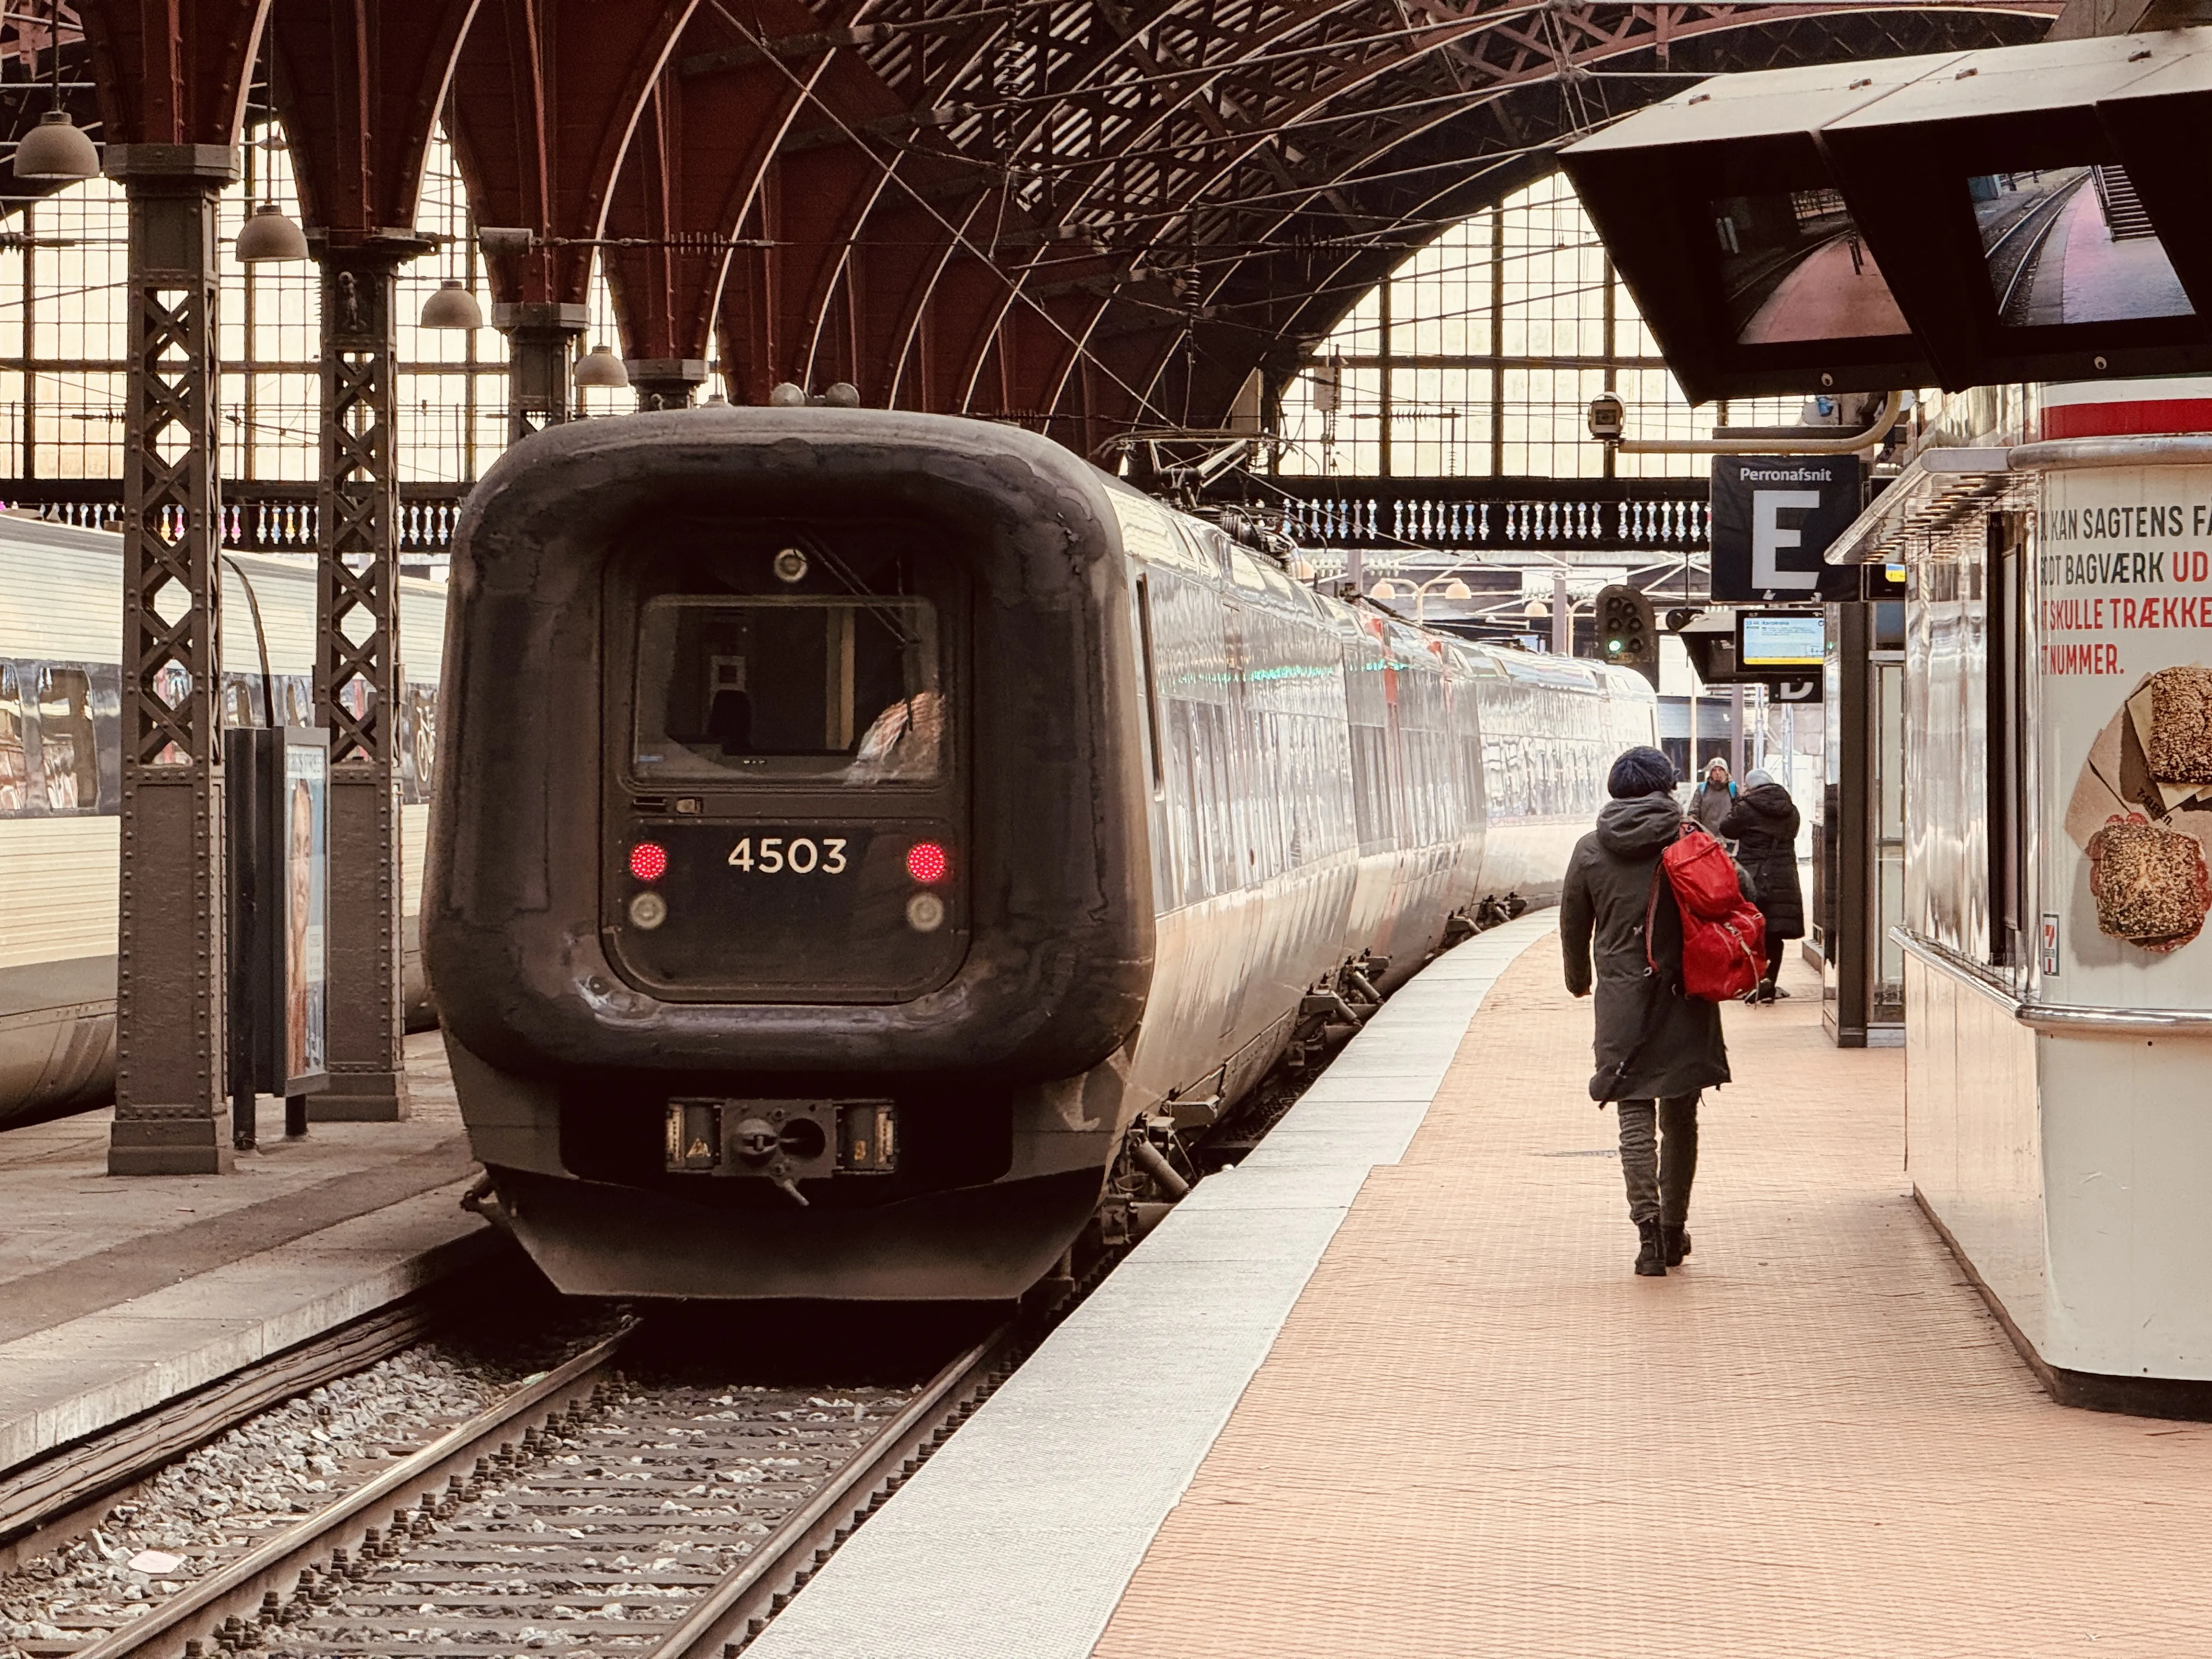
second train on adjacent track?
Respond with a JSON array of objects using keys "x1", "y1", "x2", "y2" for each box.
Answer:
[{"x1": 427, "y1": 410, "x2": 1657, "y2": 1300}]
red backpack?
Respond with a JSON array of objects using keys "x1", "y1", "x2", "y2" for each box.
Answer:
[{"x1": 1646, "y1": 826, "x2": 1767, "y2": 1001}]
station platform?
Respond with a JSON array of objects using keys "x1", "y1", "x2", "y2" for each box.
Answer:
[
  {"x1": 0, "y1": 1032, "x2": 496, "y2": 1478},
  {"x1": 751, "y1": 913, "x2": 2212, "y2": 1659}
]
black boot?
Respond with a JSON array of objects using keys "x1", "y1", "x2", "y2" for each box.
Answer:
[
  {"x1": 1663, "y1": 1223, "x2": 1691, "y2": 1266},
  {"x1": 1635, "y1": 1221, "x2": 1667, "y2": 1276}
]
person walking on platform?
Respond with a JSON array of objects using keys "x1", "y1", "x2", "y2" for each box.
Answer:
[
  {"x1": 1690, "y1": 757, "x2": 1736, "y2": 838},
  {"x1": 1720, "y1": 768, "x2": 1803, "y2": 1004},
  {"x1": 1561, "y1": 746, "x2": 1733, "y2": 1278}
]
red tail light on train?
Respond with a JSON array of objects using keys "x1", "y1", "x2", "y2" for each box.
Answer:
[
  {"x1": 629, "y1": 841, "x2": 669, "y2": 882},
  {"x1": 905, "y1": 841, "x2": 949, "y2": 884}
]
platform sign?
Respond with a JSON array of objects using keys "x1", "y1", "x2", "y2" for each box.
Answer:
[
  {"x1": 2038, "y1": 456, "x2": 2212, "y2": 1002},
  {"x1": 226, "y1": 726, "x2": 330, "y2": 1103},
  {"x1": 1709, "y1": 458, "x2": 1861, "y2": 602}
]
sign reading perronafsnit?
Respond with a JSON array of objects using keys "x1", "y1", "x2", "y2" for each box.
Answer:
[{"x1": 1709, "y1": 456, "x2": 1861, "y2": 602}]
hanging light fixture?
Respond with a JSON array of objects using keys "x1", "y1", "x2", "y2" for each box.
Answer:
[
  {"x1": 1369, "y1": 578, "x2": 1402, "y2": 600},
  {"x1": 573, "y1": 343, "x2": 629, "y2": 389},
  {"x1": 232, "y1": 29, "x2": 306, "y2": 262},
  {"x1": 418, "y1": 279, "x2": 483, "y2": 330},
  {"x1": 13, "y1": 4, "x2": 98, "y2": 182},
  {"x1": 1442, "y1": 578, "x2": 1474, "y2": 601},
  {"x1": 235, "y1": 201, "x2": 308, "y2": 262}
]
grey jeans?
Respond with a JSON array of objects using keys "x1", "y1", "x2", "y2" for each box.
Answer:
[{"x1": 1617, "y1": 1093, "x2": 1699, "y2": 1226}]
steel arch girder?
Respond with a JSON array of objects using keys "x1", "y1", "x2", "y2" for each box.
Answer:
[
  {"x1": 443, "y1": 0, "x2": 696, "y2": 307},
  {"x1": 77, "y1": 0, "x2": 267, "y2": 148},
  {"x1": 1007, "y1": 2, "x2": 2063, "y2": 432},
  {"x1": 269, "y1": 0, "x2": 479, "y2": 244}
]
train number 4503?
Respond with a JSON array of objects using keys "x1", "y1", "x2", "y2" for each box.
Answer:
[{"x1": 728, "y1": 836, "x2": 848, "y2": 875}]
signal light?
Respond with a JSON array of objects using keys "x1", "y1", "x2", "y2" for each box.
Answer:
[
  {"x1": 906, "y1": 841, "x2": 949, "y2": 884},
  {"x1": 629, "y1": 842, "x2": 669, "y2": 882},
  {"x1": 1594, "y1": 584, "x2": 1657, "y2": 680}
]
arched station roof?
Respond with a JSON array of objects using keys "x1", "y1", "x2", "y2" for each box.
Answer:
[{"x1": 6, "y1": 2, "x2": 2059, "y2": 455}]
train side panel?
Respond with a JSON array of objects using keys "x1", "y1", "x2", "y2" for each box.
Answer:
[{"x1": 0, "y1": 521, "x2": 447, "y2": 1124}]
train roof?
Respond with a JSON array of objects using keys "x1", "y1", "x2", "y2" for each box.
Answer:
[{"x1": 0, "y1": 510, "x2": 447, "y2": 675}]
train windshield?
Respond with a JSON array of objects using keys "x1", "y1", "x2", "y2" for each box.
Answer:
[{"x1": 632, "y1": 595, "x2": 941, "y2": 784}]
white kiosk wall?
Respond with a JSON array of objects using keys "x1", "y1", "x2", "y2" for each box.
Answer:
[{"x1": 1903, "y1": 377, "x2": 2212, "y2": 1404}]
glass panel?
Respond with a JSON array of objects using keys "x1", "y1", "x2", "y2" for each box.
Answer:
[
  {"x1": 0, "y1": 665, "x2": 26, "y2": 813},
  {"x1": 37, "y1": 666, "x2": 95, "y2": 811},
  {"x1": 633, "y1": 597, "x2": 940, "y2": 785}
]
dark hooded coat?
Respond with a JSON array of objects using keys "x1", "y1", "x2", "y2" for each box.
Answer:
[
  {"x1": 1561, "y1": 793, "x2": 1731, "y2": 1102},
  {"x1": 1719, "y1": 782, "x2": 1805, "y2": 940}
]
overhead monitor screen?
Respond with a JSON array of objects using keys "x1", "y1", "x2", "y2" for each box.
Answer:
[
  {"x1": 1737, "y1": 610, "x2": 1826, "y2": 671},
  {"x1": 1970, "y1": 165, "x2": 2193, "y2": 327},
  {"x1": 1711, "y1": 189, "x2": 1911, "y2": 345}
]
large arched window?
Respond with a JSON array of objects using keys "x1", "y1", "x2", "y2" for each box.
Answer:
[
  {"x1": 1275, "y1": 172, "x2": 1799, "y2": 481},
  {"x1": 0, "y1": 122, "x2": 626, "y2": 487}
]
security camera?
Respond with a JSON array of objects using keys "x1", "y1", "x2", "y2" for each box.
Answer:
[{"x1": 1587, "y1": 393, "x2": 1626, "y2": 442}]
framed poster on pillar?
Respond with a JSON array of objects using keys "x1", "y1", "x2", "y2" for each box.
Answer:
[{"x1": 227, "y1": 725, "x2": 330, "y2": 1098}]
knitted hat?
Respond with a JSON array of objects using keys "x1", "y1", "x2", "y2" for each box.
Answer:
[
  {"x1": 1607, "y1": 746, "x2": 1677, "y2": 799},
  {"x1": 1745, "y1": 768, "x2": 1776, "y2": 788}
]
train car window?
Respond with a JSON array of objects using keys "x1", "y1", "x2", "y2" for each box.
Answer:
[
  {"x1": 1135, "y1": 575, "x2": 1166, "y2": 798},
  {"x1": 633, "y1": 595, "x2": 940, "y2": 785},
  {"x1": 1224, "y1": 545, "x2": 1271, "y2": 595},
  {"x1": 36, "y1": 667, "x2": 95, "y2": 811},
  {"x1": 0, "y1": 665, "x2": 26, "y2": 814}
]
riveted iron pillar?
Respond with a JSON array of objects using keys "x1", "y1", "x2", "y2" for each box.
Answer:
[
  {"x1": 312, "y1": 239, "x2": 427, "y2": 1121},
  {"x1": 630, "y1": 357, "x2": 709, "y2": 411},
  {"x1": 496, "y1": 301, "x2": 589, "y2": 441},
  {"x1": 105, "y1": 144, "x2": 241, "y2": 1176}
]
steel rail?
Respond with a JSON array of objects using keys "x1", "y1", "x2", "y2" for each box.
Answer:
[
  {"x1": 66, "y1": 1328, "x2": 634, "y2": 1659},
  {"x1": 0, "y1": 1288, "x2": 461, "y2": 1552},
  {"x1": 1989, "y1": 174, "x2": 2080, "y2": 325},
  {"x1": 647, "y1": 1321, "x2": 1023, "y2": 1658}
]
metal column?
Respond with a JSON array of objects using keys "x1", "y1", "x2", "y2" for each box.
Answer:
[
  {"x1": 311, "y1": 240, "x2": 424, "y2": 1120},
  {"x1": 1821, "y1": 602, "x2": 1872, "y2": 1047},
  {"x1": 105, "y1": 144, "x2": 240, "y2": 1176},
  {"x1": 497, "y1": 301, "x2": 589, "y2": 440},
  {"x1": 630, "y1": 357, "x2": 708, "y2": 410}
]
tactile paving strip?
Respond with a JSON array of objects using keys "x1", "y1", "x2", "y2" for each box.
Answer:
[{"x1": 1092, "y1": 945, "x2": 2212, "y2": 1659}]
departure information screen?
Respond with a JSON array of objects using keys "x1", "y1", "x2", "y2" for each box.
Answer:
[{"x1": 1737, "y1": 611, "x2": 1826, "y2": 670}]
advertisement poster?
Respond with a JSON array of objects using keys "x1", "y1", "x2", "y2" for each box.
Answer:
[
  {"x1": 2040, "y1": 462, "x2": 2212, "y2": 1005},
  {"x1": 282, "y1": 737, "x2": 328, "y2": 1085}
]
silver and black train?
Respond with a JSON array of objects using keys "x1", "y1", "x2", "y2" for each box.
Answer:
[{"x1": 426, "y1": 410, "x2": 1656, "y2": 1300}]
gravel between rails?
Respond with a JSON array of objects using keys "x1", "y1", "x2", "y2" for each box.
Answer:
[
  {"x1": 0, "y1": 1305, "x2": 624, "y2": 1659},
  {"x1": 256, "y1": 1372, "x2": 921, "y2": 1658}
]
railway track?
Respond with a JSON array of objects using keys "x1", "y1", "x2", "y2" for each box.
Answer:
[
  {"x1": 32, "y1": 1305, "x2": 1045, "y2": 1659},
  {"x1": 1987, "y1": 172, "x2": 2086, "y2": 326}
]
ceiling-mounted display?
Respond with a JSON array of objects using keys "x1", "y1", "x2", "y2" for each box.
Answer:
[{"x1": 1561, "y1": 28, "x2": 2212, "y2": 401}]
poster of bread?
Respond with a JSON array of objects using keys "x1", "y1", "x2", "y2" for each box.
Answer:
[{"x1": 2045, "y1": 462, "x2": 2212, "y2": 997}]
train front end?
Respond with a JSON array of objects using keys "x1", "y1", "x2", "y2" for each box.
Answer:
[{"x1": 426, "y1": 409, "x2": 1154, "y2": 1300}]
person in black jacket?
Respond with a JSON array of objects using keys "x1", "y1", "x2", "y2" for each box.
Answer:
[
  {"x1": 1719, "y1": 768, "x2": 1803, "y2": 1004},
  {"x1": 1561, "y1": 746, "x2": 1733, "y2": 1278}
]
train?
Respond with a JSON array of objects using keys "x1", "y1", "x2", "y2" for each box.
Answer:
[
  {"x1": 0, "y1": 512, "x2": 445, "y2": 1125},
  {"x1": 426, "y1": 409, "x2": 1658, "y2": 1301}
]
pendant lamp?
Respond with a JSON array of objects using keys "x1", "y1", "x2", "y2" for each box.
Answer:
[
  {"x1": 419, "y1": 280, "x2": 484, "y2": 330},
  {"x1": 13, "y1": 7, "x2": 98, "y2": 182},
  {"x1": 573, "y1": 344, "x2": 629, "y2": 389}
]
